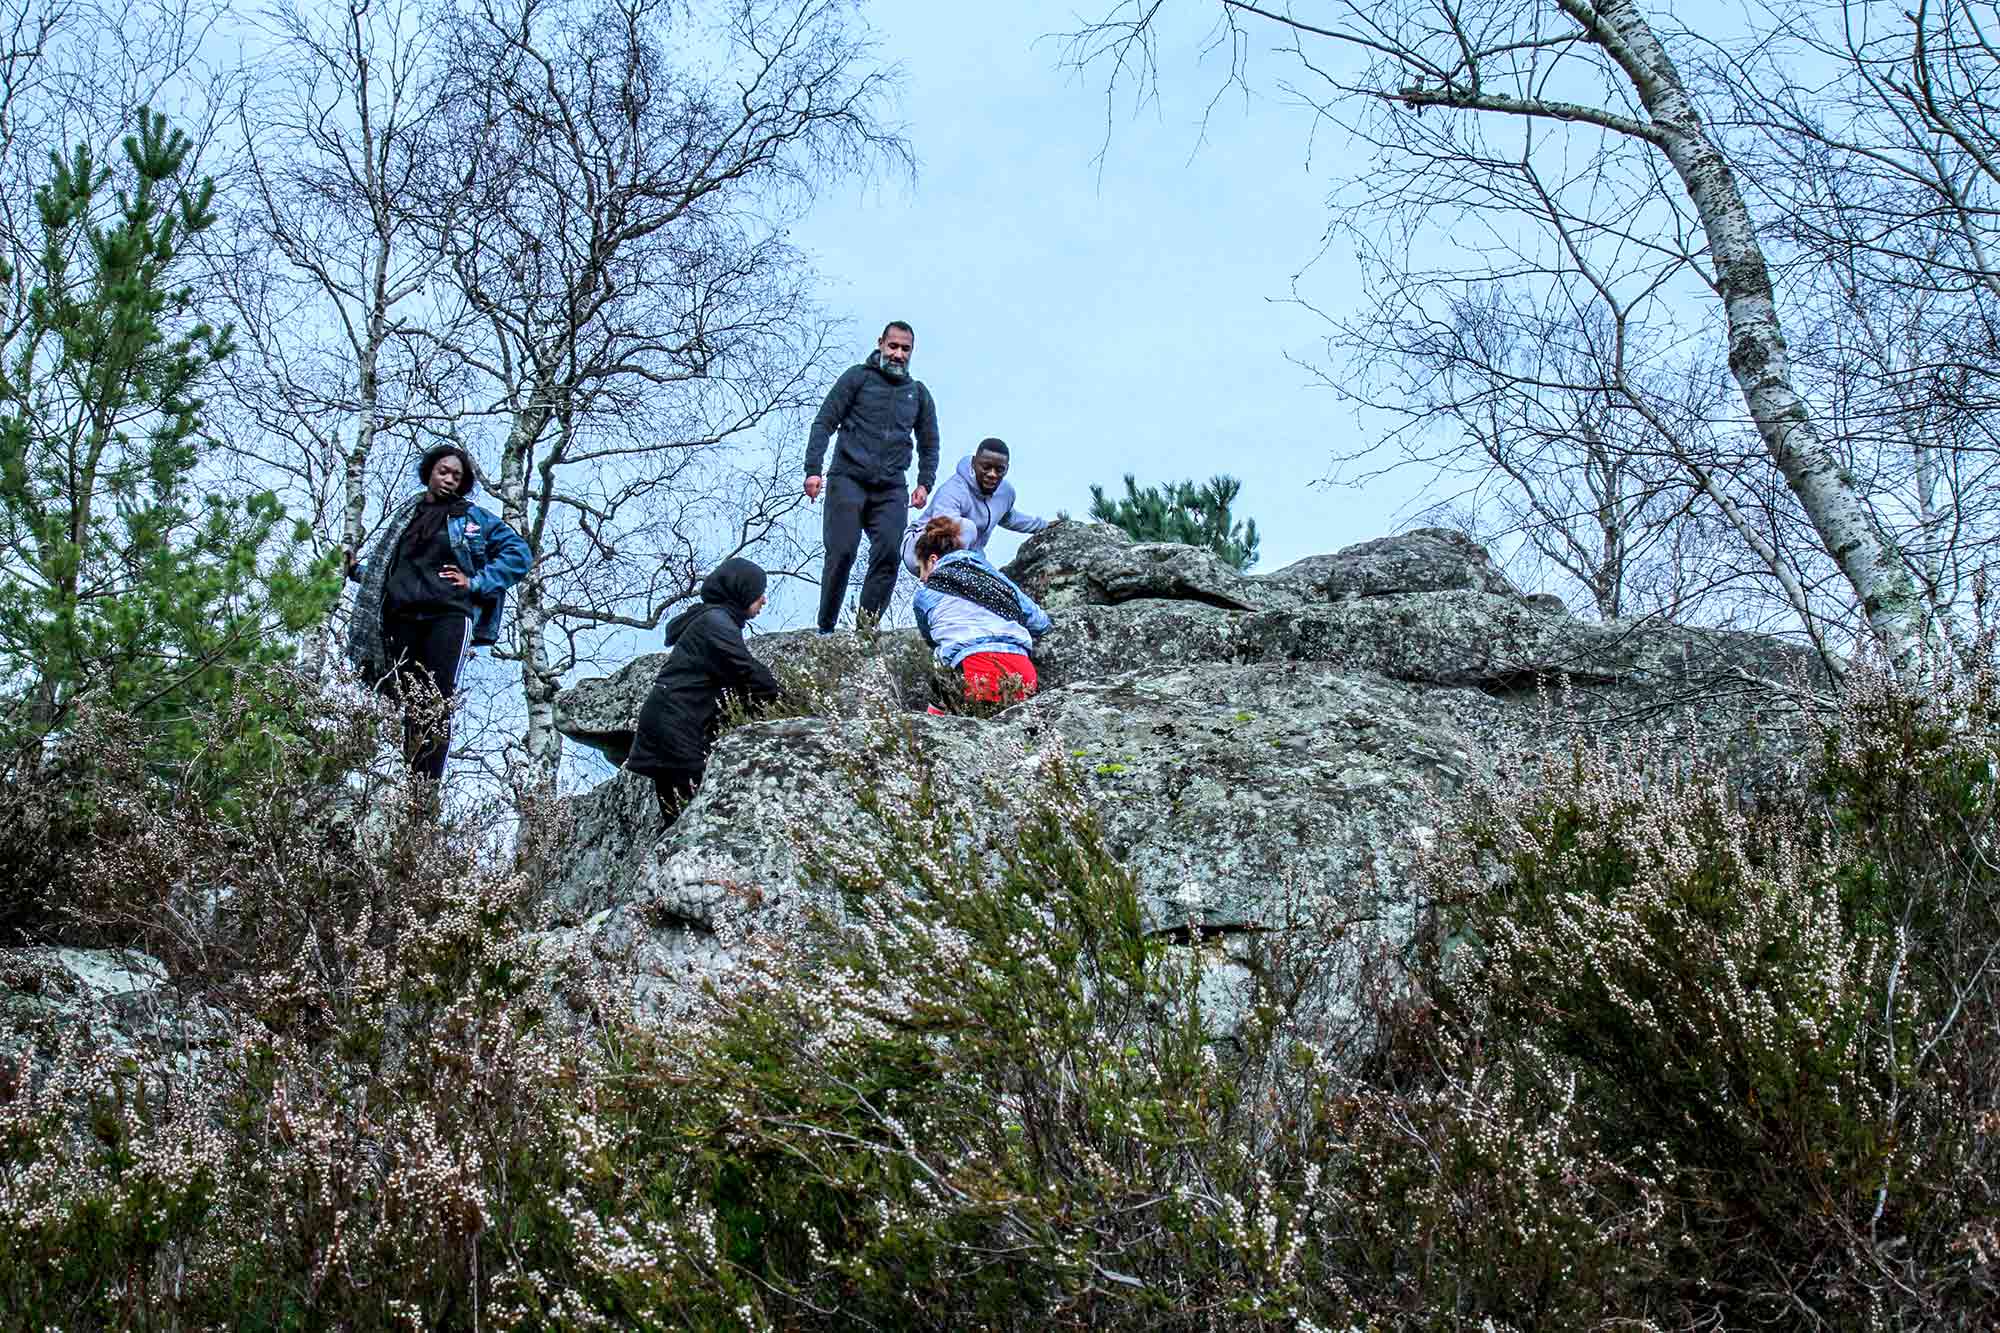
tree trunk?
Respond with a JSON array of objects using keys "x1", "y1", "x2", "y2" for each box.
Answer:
[
  {"x1": 1573, "y1": 0, "x2": 1925, "y2": 663},
  {"x1": 498, "y1": 398, "x2": 558, "y2": 781},
  {"x1": 514, "y1": 562, "x2": 564, "y2": 778}
]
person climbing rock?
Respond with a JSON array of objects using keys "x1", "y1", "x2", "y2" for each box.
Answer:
[
  {"x1": 900, "y1": 436, "x2": 1048, "y2": 575},
  {"x1": 344, "y1": 444, "x2": 533, "y2": 783},
  {"x1": 910, "y1": 515, "x2": 1052, "y2": 706},
  {"x1": 803, "y1": 320, "x2": 939, "y2": 638},
  {"x1": 624, "y1": 558, "x2": 782, "y2": 824}
]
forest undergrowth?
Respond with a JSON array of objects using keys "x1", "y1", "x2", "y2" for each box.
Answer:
[{"x1": 2, "y1": 649, "x2": 1997, "y2": 1330}]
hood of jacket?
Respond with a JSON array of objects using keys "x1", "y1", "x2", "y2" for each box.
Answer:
[
  {"x1": 945, "y1": 455, "x2": 1016, "y2": 539},
  {"x1": 665, "y1": 557, "x2": 767, "y2": 644}
]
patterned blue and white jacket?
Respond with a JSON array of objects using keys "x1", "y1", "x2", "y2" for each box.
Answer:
[{"x1": 911, "y1": 549, "x2": 1053, "y2": 666}]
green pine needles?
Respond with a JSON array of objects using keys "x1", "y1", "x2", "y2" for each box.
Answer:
[
  {"x1": 1087, "y1": 473, "x2": 1262, "y2": 571},
  {"x1": 0, "y1": 110, "x2": 338, "y2": 781}
]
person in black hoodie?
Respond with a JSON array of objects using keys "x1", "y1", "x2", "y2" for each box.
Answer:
[
  {"x1": 624, "y1": 558, "x2": 782, "y2": 823},
  {"x1": 803, "y1": 320, "x2": 939, "y2": 636}
]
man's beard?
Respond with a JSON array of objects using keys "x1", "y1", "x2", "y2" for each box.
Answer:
[{"x1": 877, "y1": 354, "x2": 909, "y2": 381}]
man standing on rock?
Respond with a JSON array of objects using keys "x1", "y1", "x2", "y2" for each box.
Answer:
[
  {"x1": 804, "y1": 321, "x2": 938, "y2": 637},
  {"x1": 900, "y1": 436, "x2": 1049, "y2": 575}
]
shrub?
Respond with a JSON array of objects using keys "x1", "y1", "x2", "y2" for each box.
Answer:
[
  {"x1": 1408, "y1": 666, "x2": 2000, "y2": 1326},
  {"x1": 9, "y1": 652, "x2": 2000, "y2": 1328}
]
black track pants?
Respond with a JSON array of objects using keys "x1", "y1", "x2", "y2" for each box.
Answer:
[
  {"x1": 381, "y1": 613, "x2": 471, "y2": 781},
  {"x1": 649, "y1": 766, "x2": 703, "y2": 825},
  {"x1": 818, "y1": 472, "x2": 906, "y2": 632}
]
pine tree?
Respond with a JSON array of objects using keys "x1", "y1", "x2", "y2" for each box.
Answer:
[
  {"x1": 1087, "y1": 473, "x2": 1262, "y2": 571},
  {"x1": 0, "y1": 110, "x2": 338, "y2": 778}
]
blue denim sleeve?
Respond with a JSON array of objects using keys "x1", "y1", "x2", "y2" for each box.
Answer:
[{"x1": 470, "y1": 509, "x2": 534, "y2": 597}]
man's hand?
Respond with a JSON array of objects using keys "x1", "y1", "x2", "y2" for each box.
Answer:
[
  {"x1": 440, "y1": 564, "x2": 471, "y2": 590},
  {"x1": 804, "y1": 475, "x2": 823, "y2": 503},
  {"x1": 910, "y1": 484, "x2": 929, "y2": 509}
]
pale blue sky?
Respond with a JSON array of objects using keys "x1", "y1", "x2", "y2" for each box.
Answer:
[{"x1": 786, "y1": 1, "x2": 1412, "y2": 579}]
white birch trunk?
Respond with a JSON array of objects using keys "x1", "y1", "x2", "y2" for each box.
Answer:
[
  {"x1": 515, "y1": 562, "x2": 563, "y2": 778},
  {"x1": 1573, "y1": 0, "x2": 1925, "y2": 664},
  {"x1": 497, "y1": 398, "x2": 562, "y2": 780}
]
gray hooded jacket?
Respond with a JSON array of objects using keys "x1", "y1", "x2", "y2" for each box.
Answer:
[{"x1": 900, "y1": 454, "x2": 1049, "y2": 573}]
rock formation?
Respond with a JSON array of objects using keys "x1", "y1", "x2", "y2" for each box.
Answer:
[{"x1": 546, "y1": 522, "x2": 1819, "y2": 1015}]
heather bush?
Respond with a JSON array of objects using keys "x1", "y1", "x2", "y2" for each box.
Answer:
[
  {"x1": 1, "y1": 701, "x2": 1381, "y2": 1329},
  {"x1": 1407, "y1": 661, "x2": 2000, "y2": 1326},
  {"x1": 8, "y1": 652, "x2": 2000, "y2": 1328},
  {"x1": 582, "y1": 729, "x2": 1672, "y2": 1329}
]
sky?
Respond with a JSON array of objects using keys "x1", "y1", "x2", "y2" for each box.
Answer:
[{"x1": 780, "y1": 0, "x2": 1417, "y2": 592}]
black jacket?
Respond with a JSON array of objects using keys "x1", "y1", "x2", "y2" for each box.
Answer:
[
  {"x1": 804, "y1": 351, "x2": 940, "y2": 489},
  {"x1": 625, "y1": 564, "x2": 782, "y2": 775}
]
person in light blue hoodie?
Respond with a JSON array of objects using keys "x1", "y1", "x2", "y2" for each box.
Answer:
[
  {"x1": 899, "y1": 437, "x2": 1049, "y2": 575},
  {"x1": 910, "y1": 515, "x2": 1052, "y2": 705}
]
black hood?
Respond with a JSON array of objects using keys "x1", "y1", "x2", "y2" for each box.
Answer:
[
  {"x1": 416, "y1": 444, "x2": 479, "y2": 497},
  {"x1": 665, "y1": 557, "x2": 767, "y2": 643}
]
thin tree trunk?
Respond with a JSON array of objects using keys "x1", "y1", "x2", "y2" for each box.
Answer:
[
  {"x1": 498, "y1": 398, "x2": 558, "y2": 780},
  {"x1": 1569, "y1": 0, "x2": 1925, "y2": 663}
]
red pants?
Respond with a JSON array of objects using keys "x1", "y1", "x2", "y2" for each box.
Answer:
[{"x1": 961, "y1": 651, "x2": 1037, "y2": 703}]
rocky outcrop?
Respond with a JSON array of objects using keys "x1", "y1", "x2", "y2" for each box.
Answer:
[
  {"x1": 547, "y1": 522, "x2": 1821, "y2": 1018},
  {"x1": 1, "y1": 946, "x2": 225, "y2": 1077},
  {"x1": 1251, "y1": 528, "x2": 1525, "y2": 604},
  {"x1": 1003, "y1": 519, "x2": 1263, "y2": 611}
]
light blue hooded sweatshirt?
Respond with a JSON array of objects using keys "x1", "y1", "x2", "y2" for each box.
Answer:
[
  {"x1": 900, "y1": 454, "x2": 1050, "y2": 574},
  {"x1": 910, "y1": 549, "x2": 1053, "y2": 666}
]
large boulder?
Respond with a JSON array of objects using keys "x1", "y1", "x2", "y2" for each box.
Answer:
[
  {"x1": 1028, "y1": 591, "x2": 1809, "y2": 701},
  {"x1": 1002, "y1": 522, "x2": 1527, "y2": 613},
  {"x1": 550, "y1": 669, "x2": 1494, "y2": 1015},
  {"x1": 546, "y1": 526, "x2": 1822, "y2": 1023},
  {"x1": 1250, "y1": 527, "x2": 1525, "y2": 604},
  {"x1": 1003, "y1": 519, "x2": 1262, "y2": 611}
]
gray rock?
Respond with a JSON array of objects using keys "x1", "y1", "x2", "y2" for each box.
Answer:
[
  {"x1": 543, "y1": 656, "x2": 1801, "y2": 1028},
  {"x1": 1000, "y1": 522, "x2": 1527, "y2": 614},
  {"x1": 1, "y1": 946, "x2": 227, "y2": 1066},
  {"x1": 1003, "y1": 519, "x2": 1261, "y2": 610},
  {"x1": 551, "y1": 770, "x2": 665, "y2": 919},
  {"x1": 546, "y1": 527, "x2": 1823, "y2": 1038},
  {"x1": 1028, "y1": 591, "x2": 1814, "y2": 703},
  {"x1": 1525, "y1": 592, "x2": 1569, "y2": 616},
  {"x1": 1251, "y1": 527, "x2": 1524, "y2": 604}
]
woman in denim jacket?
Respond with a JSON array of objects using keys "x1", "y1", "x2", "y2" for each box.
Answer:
[
  {"x1": 343, "y1": 445, "x2": 533, "y2": 781},
  {"x1": 909, "y1": 515, "x2": 1052, "y2": 705}
]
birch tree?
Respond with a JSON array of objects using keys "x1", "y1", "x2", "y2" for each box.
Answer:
[
  {"x1": 1717, "y1": 0, "x2": 2000, "y2": 649},
  {"x1": 418, "y1": 0, "x2": 903, "y2": 777},
  {"x1": 213, "y1": 0, "x2": 468, "y2": 624},
  {"x1": 1337, "y1": 283, "x2": 1754, "y2": 624},
  {"x1": 1071, "y1": 0, "x2": 1928, "y2": 664}
]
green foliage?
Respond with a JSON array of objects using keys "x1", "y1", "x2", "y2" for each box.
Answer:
[
  {"x1": 1412, "y1": 664, "x2": 2000, "y2": 1326},
  {"x1": 0, "y1": 109, "x2": 338, "y2": 776},
  {"x1": 8, "y1": 655, "x2": 2000, "y2": 1327},
  {"x1": 1088, "y1": 473, "x2": 1261, "y2": 570}
]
